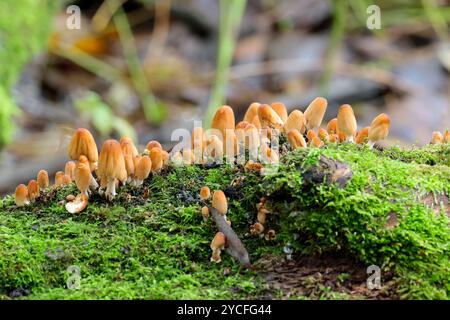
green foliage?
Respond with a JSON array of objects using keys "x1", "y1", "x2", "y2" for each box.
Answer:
[{"x1": 0, "y1": 0, "x2": 59, "y2": 149}]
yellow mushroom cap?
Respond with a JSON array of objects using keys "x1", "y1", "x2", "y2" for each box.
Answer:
[
  {"x1": 124, "y1": 154, "x2": 135, "y2": 177},
  {"x1": 149, "y1": 147, "x2": 163, "y2": 172},
  {"x1": 368, "y1": 113, "x2": 390, "y2": 143},
  {"x1": 243, "y1": 102, "x2": 260, "y2": 123},
  {"x1": 27, "y1": 180, "x2": 39, "y2": 201},
  {"x1": 205, "y1": 135, "x2": 224, "y2": 158},
  {"x1": 97, "y1": 139, "x2": 127, "y2": 184},
  {"x1": 15, "y1": 184, "x2": 29, "y2": 207},
  {"x1": 257, "y1": 104, "x2": 284, "y2": 130},
  {"x1": 251, "y1": 115, "x2": 262, "y2": 130},
  {"x1": 306, "y1": 129, "x2": 317, "y2": 142},
  {"x1": 250, "y1": 222, "x2": 264, "y2": 235},
  {"x1": 212, "y1": 190, "x2": 228, "y2": 215},
  {"x1": 65, "y1": 161, "x2": 76, "y2": 180},
  {"x1": 68, "y1": 128, "x2": 98, "y2": 171},
  {"x1": 75, "y1": 155, "x2": 91, "y2": 195},
  {"x1": 318, "y1": 128, "x2": 329, "y2": 141},
  {"x1": 146, "y1": 140, "x2": 162, "y2": 151},
  {"x1": 271, "y1": 102, "x2": 288, "y2": 123},
  {"x1": 355, "y1": 127, "x2": 370, "y2": 144},
  {"x1": 337, "y1": 104, "x2": 357, "y2": 138},
  {"x1": 55, "y1": 171, "x2": 65, "y2": 187},
  {"x1": 326, "y1": 118, "x2": 338, "y2": 134},
  {"x1": 304, "y1": 97, "x2": 327, "y2": 130},
  {"x1": 211, "y1": 105, "x2": 236, "y2": 141},
  {"x1": 288, "y1": 129, "x2": 307, "y2": 149},
  {"x1": 135, "y1": 155, "x2": 152, "y2": 180},
  {"x1": 284, "y1": 110, "x2": 306, "y2": 134},
  {"x1": 37, "y1": 170, "x2": 49, "y2": 189},
  {"x1": 201, "y1": 206, "x2": 210, "y2": 220},
  {"x1": 62, "y1": 174, "x2": 72, "y2": 185},
  {"x1": 120, "y1": 136, "x2": 139, "y2": 158},
  {"x1": 431, "y1": 131, "x2": 443, "y2": 145},
  {"x1": 210, "y1": 232, "x2": 226, "y2": 251},
  {"x1": 200, "y1": 186, "x2": 211, "y2": 201}
]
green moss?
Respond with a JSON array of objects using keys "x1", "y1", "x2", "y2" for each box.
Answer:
[{"x1": 1, "y1": 143, "x2": 449, "y2": 299}]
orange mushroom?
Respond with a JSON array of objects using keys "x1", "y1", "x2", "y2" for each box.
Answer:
[
  {"x1": 65, "y1": 161, "x2": 76, "y2": 180},
  {"x1": 318, "y1": 128, "x2": 329, "y2": 142},
  {"x1": 368, "y1": 113, "x2": 390, "y2": 148},
  {"x1": 284, "y1": 110, "x2": 306, "y2": 134},
  {"x1": 134, "y1": 155, "x2": 152, "y2": 186},
  {"x1": 54, "y1": 171, "x2": 65, "y2": 187},
  {"x1": 97, "y1": 139, "x2": 127, "y2": 201},
  {"x1": 212, "y1": 190, "x2": 228, "y2": 216},
  {"x1": 243, "y1": 102, "x2": 260, "y2": 123},
  {"x1": 75, "y1": 155, "x2": 91, "y2": 197},
  {"x1": 304, "y1": 97, "x2": 327, "y2": 130},
  {"x1": 27, "y1": 180, "x2": 39, "y2": 202},
  {"x1": 309, "y1": 136, "x2": 324, "y2": 148},
  {"x1": 355, "y1": 127, "x2": 370, "y2": 145},
  {"x1": 211, "y1": 105, "x2": 235, "y2": 142},
  {"x1": 146, "y1": 140, "x2": 162, "y2": 152},
  {"x1": 430, "y1": 131, "x2": 443, "y2": 145},
  {"x1": 326, "y1": 118, "x2": 338, "y2": 134},
  {"x1": 444, "y1": 129, "x2": 450, "y2": 143},
  {"x1": 205, "y1": 135, "x2": 223, "y2": 163},
  {"x1": 201, "y1": 206, "x2": 210, "y2": 221},
  {"x1": 149, "y1": 147, "x2": 163, "y2": 172},
  {"x1": 210, "y1": 232, "x2": 226, "y2": 263},
  {"x1": 257, "y1": 104, "x2": 284, "y2": 131},
  {"x1": 287, "y1": 129, "x2": 307, "y2": 149},
  {"x1": 120, "y1": 136, "x2": 139, "y2": 158},
  {"x1": 200, "y1": 186, "x2": 211, "y2": 201},
  {"x1": 15, "y1": 184, "x2": 29, "y2": 207},
  {"x1": 271, "y1": 102, "x2": 288, "y2": 123},
  {"x1": 37, "y1": 170, "x2": 49, "y2": 189},
  {"x1": 337, "y1": 104, "x2": 357, "y2": 142}
]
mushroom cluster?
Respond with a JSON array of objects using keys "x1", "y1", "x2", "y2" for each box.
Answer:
[{"x1": 430, "y1": 129, "x2": 450, "y2": 145}]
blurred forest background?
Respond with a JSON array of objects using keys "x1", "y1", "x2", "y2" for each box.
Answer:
[{"x1": 0, "y1": 0, "x2": 449, "y2": 195}]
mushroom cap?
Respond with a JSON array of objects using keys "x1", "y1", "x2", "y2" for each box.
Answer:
[
  {"x1": 200, "y1": 186, "x2": 211, "y2": 200},
  {"x1": 192, "y1": 127, "x2": 205, "y2": 151},
  {"x1": 97, "y1": 139, "x2": 127, "y2": 183},
  {"x1": 431, "y1": 131, "x2": 443, "y2": 145},
  {"x1": 210, "y1": 231, "x2": 226, "y2": 251},
  {"x1": 368, "y1": 113, "x2": 390, "y2": 142},
  {"x1": 75, "y1": 155, "x2": 91, "y2": 194},
  {"x1": 120, "y1": 136, "x2": 139, "y2": 158},
  {"x1": 124, "y1": 154, "x2": 135, "y2": 177},
  {"x1": 212, "y1": 190, "x2": 228, "y2": 215},
  {"x1": 265, "y1": 229, "x2": 276, "y2": 241},
  {"x1": 55, "y1": 171, "x2": 65, "y2": 186},
  {"x1": 37, "y1": 170, "x2": 49, "y2": 189},
  {"x1": 337, "y1": 104, "x2": 357, "y2": 137},
  {"x1": 329, "y1": 134, "x2": 339, "y2": 143},
  {"x1": 146, "y1": 140, "x2": 162, "y2": 151},
  {"x1": 65, "y1": 193, "x2": 88, "y2": 214},
  {"x1": 62, "y1": 174, "x2": 72, "y2": 185},
  {"x1": 236, "y1": 122, "x2": 260, "y2": 150},
  {"x1": 338, "y1": 131, "x2": 347, "y2": 143},
  {"x1": 355, "y1": 127, "x2": 370, "y2": 144},
  {"x1": 27, "y1": 180, "x2": 39, "y2": 201},
  {"x1": 133, "y1": 155, "x2": 142, "y2": 170},
  {"x1": 444, "y1": 130, "x2": 450, "y2": 143},
  {"x1": 205, "y1": 135, "x2": 223, "y2": 158},
  {"x1": 251, "y1": 115, "x2": 262, "y2": 130},
  {"x1": 135, "y1": 155, "x2": 152, "y2": 180},
  {"x1": 201, "y1": 206, "x2": 210, "y2": 219},
  {"x1": 15, "y1": 184, "x2": 29, "y2": 206},
  {"x1": 318, "y1": 128, "x2": 329, "y2": 141},
  {"x1": 271, "y1": 102, "x2": 288, "y2": 123},
  {"x1": 243, "y1": 102, "x2": 260, "y2": 123},
  {"x1": 310, "y1": 136, "x2": 324, "y2": 148},
  {"x1": 211, "y1": 105, "x2": 236, "y2": 141},
  {"x1": 326, "y1": 118, "x2": 338, "y2": 134},
  {"x1": 250, "y1": 222, "x2": 264, "y2": 235},
  {"x1": 304, "y1": 97, "x2": 327, "y2": 130},
  {"x1": 306, "y1": 129, "x2": 317, "y2": 142},
  {"x1": 182, "y1": 148, "x2": 195, "y2": 165},
  {"x1": 160, "y1": 150, "x2": 169, "y2": 165},
  {"x1": 68, "y1": 128, "x2": 98, "y2": 170},
  {"x1": 285, "y1": 110, "x2": 305, "y2": 134},
  {"x1": 287, "y1": 129, "x2": 307, "y2": 149},
  {"x1": 149, "y1": 147, "x2": 163, "y2": 172},
  {"x1": 257, "y1": 104, "x2": 284, "y2": 130},
  {"x1": 65, "y1": 161, "x2": 76, "y2": 180}
]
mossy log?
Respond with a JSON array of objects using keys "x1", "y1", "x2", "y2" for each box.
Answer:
[{"x1": 0, "y1": 143, "x2": 449, "y2": 299}]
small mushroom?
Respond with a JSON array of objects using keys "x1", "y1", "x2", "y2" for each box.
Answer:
[
  {"x1": 37, "y1": 170, "x2": 49, "y2": 189},
  {"x1": 271, "y1": 102, "x2": 288, "y2": 123},
  {"x1": 243, "y1": 102, "x2": 260, "y2": 123},
  {"x1": 210, "y1": 232, "x2": 226, "y2": 263},
  {"x1": 15, "y1": 184, "x2": 29, "y2": 207},
  {"x1": 205, "y1": 135, "x2": 223, "y2": 163},
  {"x1": 201, "y1": 206, "x2": 210, "y2": 221},
  {"x1": 326, "y1": 118, "x2": 338, "y2": 134},
  {"x1": 97, "y1": 139, "x2": 127, "y2": 201},
  {"x1": 257, "y1": 104, "x2": 284, "y2": 131},
  {"x1": 134, "y1": 155, "x2": 152, "y2": 186},
  {"x1": 27, "y1": 180, "x2": 39, "y2": 202},
  {"x1": 304, "y1": 97, "x2": 327, "y2": 130},
  {"x1": 287, "y1": 129, "x2": 307, "y2": 149},
  {"x1": 146, "y1": 140, "x2": 162, "y2": 152},
  {"x1": 192, "y1": 127, "x2": 205, "y2": 164},
  {"x1": 430, "y1": 131, "x2": 443, "y2": 145},
  {"x1": 309, "y1": 136, "x2": 324, "y2": 148},
  {"x1": 123, "y1": 154, "x2": 135, "y2": 183},
  {"x1": 251, "y1": 115, "x2": 262, "y2": 130},
  {"x1": 244, "y1": 160, "x2": 263, "y2": 172},
  {"x1": 67, "y1": 128, "x2": 99, "y2": 189},
  {"x1": 444, "y1": 129, "x2": 450, "y2": 143},
  {"x1": 265, "y1": 229, "x2": 276, "y2": 241},
  {"x1": 200, "y1": 186, "x2": 211, "y2": 201},
  {"x1": 284, "y1": 110, "x2": 306, "y2": 134},
  {"x1": 329, "y1": 133, "x2": 339, "y2": 143},
  {"x1": 355, "y1": 127, "x2": 370, "y2": 145},
  {"x1": 212, "y1": 190, "x2": 228, "y2": 216},
  {"x1": 65, "y1": 193, "x2": 88, "y2": 214},
  {"x1": 306, "y1": 129, "x2": 317, "y2": 142},
  {"x1": 337, "y1": 104, "x2": 357, "y2": 142},
  {"x1": 211, "y1": 105, "x2": 236, "y2": 142},
  {"x1": 260, "y1": 143, "x2": 279, "y2": 164},
  {"x1": 182, "y1": 149, "x2": 195, "y2": 166},
  {"x1": 257, "y1": 209, "x2": 267, "y2": 224},
  {"x1": 120, "y1": 136, "x2": 139, "y2": 158},
  {"x1": 54, "y1": 171, "x2": 65, "y2": 187},
  {"x1": 149, "y1": 147, "x2": 163, "y2": 172},
  {"x1": 75, "y1": 155, "x2": 91, "y2": 197},
  {"x1": 170, "y1": 151, "x2": 184, "y2": 167},
  {"x1": 62, "y1": 174, "x2": 72, "y2": 186},
  {"x1": 318, "y1": 128, "x2": 330, "y2": 142},
  {"x1": 250, "y1": 222, "x2": 264, "y2": 235},
  {"x1": 338, "y1": 131, "x2": 347, "y2": 143},
  {"x1": 65, "y1": 161, "x2": 76, "y2": 180},
  {"x1": 160, "y1": 150, "x2": 170, "y2": 166},
  {"x1": 368, "y1": 113, "x2": 390, "y2": 148}
]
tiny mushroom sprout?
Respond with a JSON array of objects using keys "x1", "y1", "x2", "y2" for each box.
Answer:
[
  {"x1": 210, "y1": 232, "x2": 226, "y2": 263},
  {"x1": 326, "y1": 118, "x2": 338, "y2": 134},
  {"x1": 265, "y1": 230, "x2": 276, "y2": 241},
  {"x1": 205, "y1": 135, "x2": 223, "y2": 163},
  {"x1": 355, "y1": 127, "x2": 370, "y2": 145},
  {"x1": 68, "y1": 128, "x2": 99, "y2": 189},
  {"x1": 200, "y1": 186, "x2": 211, "y2": 201},
  {"x1": 27, "y1": 180, "x2": 39, "y2": 202},
  {"x1": 337, "y1": 104, "x2": 357, "y2": 142},
  {"x1": 15, "y1": 184, "x2": 29, "y2": 207},
  {"x1": 318, "y1": 128, "x2": 329, "y2": 142},
  {"x1": 65, "y1": 161, "x2": 76, "y2": 180},
  {"x1": 211, "y1": 105, "x2": 236, "y2": 142},
  {"x1": 37, "y1": 169, "x2": 49, "y2": 189},
  {"x1": 271, "y1": 102, "x2": 288, "y2": 123},
  {"x1": 201, "y1": 206, "x2": 210, "y2": 221},
  {"x1": 63, "y1": 174, "x2": 72, "y2": 185},
  {"x1": 97, "y1": 139, "x2": 127, "y2": 201},
  {"x1": 250, "y1": 222, "x2": 264, "y2": 235},
  {"x1": 310, "y1": 136, "x2": 324, "y2": 148},
  {"x1": 54, "y1": 171, "x2": 65, "y2": 187},
  {"x1": 329, "y1": 134, "x2": 339, "y2": 143},
  {"x1": 304, "y1": 97, "x2": 327, "y2": 130},
  {"x1": 284, "y1": 110, "x2": 306, "y2": 134},
  {"x1": 75, "y1": 155, "x2": 92, "y2": 197},
  {"x1": 149, "y1": 147, "x2": 163, "y2": 172},
  {"x1": 287, "y1": 129, "x2": 307, "y2": 149},
  {"x1": 368, "y1": 113, "x2": 390, "y2": 148},
  {"x1": 243, "y1": 102, "x2": 260, "y2": 123},
  {"x1": 212, "y1": 190, "x2": 228, "y2": 216},
  {"x1": 444, "y1": 129, "x2": 450, "y2": 143},
  {"x1": 134, "y1": 155, "x2": 152, "y2": 186},
  {"x1": 307, "y1": 129, "x2": 317, "y2": 142},
  {"x1": 431, "y1": 131, "x2": 443, "y2": 145}
]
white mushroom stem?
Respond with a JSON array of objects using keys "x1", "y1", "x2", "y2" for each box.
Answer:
[
  {"x1": 132, "y1": 179, "x2": 143, "y2": 187},
  {"x1": 368, "y1": 140, "x2": 375, "y2": 149},
  {"x1": 105, "y1": 178, "x2": 117, "y2": 201},
  {"x1": 348, "y1": 135, "x2": 354, "y2": 143},
  {"x1": 89, "y1": 172, "x2": 99, "y2": 190},
  {"x1": 211, "y1": 249, "x2": 222, "y2": 263}
]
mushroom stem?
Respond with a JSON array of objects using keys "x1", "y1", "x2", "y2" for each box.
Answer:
[
  {"x1": 89, "y1": 172, "x2": 99, "y2": 190},
  {"x1": 367, "y1": 140, "x2": 375, "y2": 149},
  {"x1": 105, "y1": 178, "x2": 117, "y2": 201}
]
